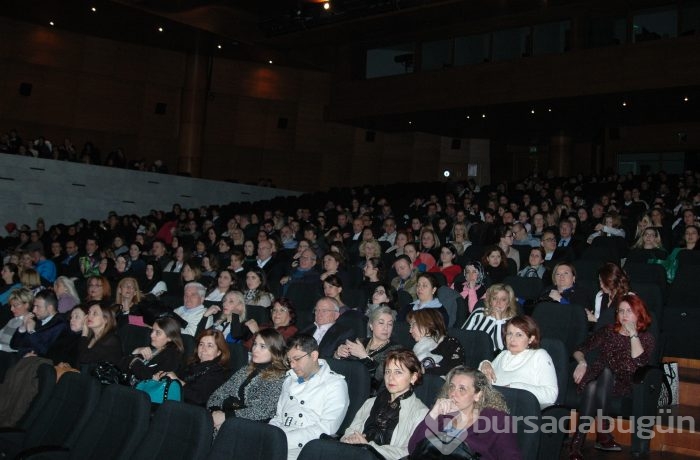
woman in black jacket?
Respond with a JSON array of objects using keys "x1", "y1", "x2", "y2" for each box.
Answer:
[
  {"x1": 154, "y1": 329, "x2": 229, "y2": 406},
  {"x1": 122, "y1": 315, "x2": 184, "y2": 381}
]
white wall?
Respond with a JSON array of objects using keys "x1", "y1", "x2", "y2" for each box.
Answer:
[{"x1": 0, "y1": 155, "x2": 302, "y2": 230}]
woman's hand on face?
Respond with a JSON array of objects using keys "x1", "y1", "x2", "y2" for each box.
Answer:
[
  {"x1": 345, "y1": 339, "x2": 367, "y2": 359},
  {"x1": 429, "y1": 398, "x2": 460, "y2": 419},
  {"x1": 623, "y1": 322, "x2": 637, "y2": 336},
  {"x1": 480, "y1": 362, "x2": 496, "y2": 383},
  {"x1": 211, "y1": 410, "x2": 226, "y2": 429},
  {"x1": 133, "y1": 347, "x2": 153, "y2": 360},
  {"x1": 204, "y1": 306, "x2": 220, "y2": 318}
]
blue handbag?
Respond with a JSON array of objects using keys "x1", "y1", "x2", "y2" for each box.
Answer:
[{"x1": 135, "y1": 377, "x2": 182, "y2": 404}]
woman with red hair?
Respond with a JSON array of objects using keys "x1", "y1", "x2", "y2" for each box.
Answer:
[{"x1": 568, "y1": 293, "x2": 655, "y2": 460}]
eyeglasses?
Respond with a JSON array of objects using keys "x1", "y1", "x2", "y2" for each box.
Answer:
[
  {"x1": 504, "y1": 234, "x2": 514, "y2": 238},
  {"x1": 284, "y1": 352, "x2": 310, "y2": 366},
  {"x1": 272, "y1": 307, "x2": 289, "y2": 313}
]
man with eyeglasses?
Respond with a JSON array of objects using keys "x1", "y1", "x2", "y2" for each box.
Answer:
[
  {"x1": 302, "y1": 297, "x2": 356, "y2": 359},
  {"x1": 540, "y1": 229, "x2": 574, "y2": 272},
  {"x1": 269, "y1": 334, "x2": 349, "y2": 460}
]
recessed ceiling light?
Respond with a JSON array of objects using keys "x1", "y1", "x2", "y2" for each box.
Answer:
[
  {"x1": 481, "y1": 114, "x2": 486, "y2": 118},
  {"x1": 531, "y1": 109, "x2": 535, "y2": 114},
  {"x1": 622, "y1": 101, "x2": 627, "y2": 107},
  {"x1": 49, "y1": 21, "x2": 55, "y2": 26},
  {"x1": 217, "y1": 44, "x2": 222, "y2": 49},
  {"x1": 268, "y1": 60, "x2": 273, "y2": 64},
  {"x1": 157, "y1": 27, "x2": 164, "y2": 32},
  {"x1": 548, "y1": 108, "x2": 552, "y2": 112},
  {"x1": 91, "y1": 7, "x2": 97, "y2": 12},
  {"x1": 684, "y1": 96, "x2": 689, "y2": 102},
  {"x1": 408, "y1": 121, "x2": 413, "y2": 125},
  {"x1": 323, "y1": 2, "x2": 330, "y2": 10},
  {"x1": 466, "y1": 115, "x2": 470, "y2": 119}
]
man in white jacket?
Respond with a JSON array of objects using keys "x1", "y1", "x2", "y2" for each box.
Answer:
[{"x1": 270, "y1": 334, "x2": 349, "y2": 460}]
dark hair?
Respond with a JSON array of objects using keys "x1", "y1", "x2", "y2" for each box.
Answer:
[
  {"x1": 250, "y1": 328, "x2": 288, "y2": 379},
  {"x1": 2, "y1": 263, "x2": 20, "y2": 283},
  {"x1": 190, "y1": 329, "x2": 229, "y2": 367},
  {"x1": 86, "y1": 302, "x2": 117, "y2": 343},
  {"x1": 287, "y1": 333, "x2": 319, "y2": 354},
  {"x1": 272, "y1": 297, "x2": 296, "y2": 325},
  {"x1": 598, "y1": 262, "x2": 630, "y2": 303},
  {"x1": 323, "y1": 273, "x2": 343, "y2": 289},
  {"x1": 385, "y1": 349, "x2": 423, "y2": 386},
  {"x1": 406, "y1": 308, "x2": 446, "y2": 341},
  {"x1": 481, "y1": 245, "x2": 508, "y2": 269},
  {"x1": 365, "y1": 256, "x2": 386, "y2": 281},
  {"x1": 417, "y1": 272, "x2": 440, "y2": 292},
  {"x1": 245, "y1": 268, "x2": 270, "y2": 292},
  {"x1": 529, "y1": 247, "x2": 545, "y2": 260},
  {"x1": 153, "y1": 316, "x2": 185, "y2": 353},
  {"x1": 394, "y1": 254, "x2": 412, "y2": 267},
  {"x1": 504, "y1": 315, "x2": 541, "y2": 349},
  {"x1": 34, "y1": 289, "x2": 58, "y2": 312}
]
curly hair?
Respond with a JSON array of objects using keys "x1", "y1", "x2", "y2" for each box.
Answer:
[{"x1": 441, "y1": 366, "x2": 509, "y2": 413}]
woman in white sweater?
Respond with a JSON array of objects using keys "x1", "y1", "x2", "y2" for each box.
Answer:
[
  {"x1": 340, "y1": 349, "x2": 428, "y2": 460},
  {"x1": 479, "y1": 315, "x2": 558, "y2": 408}
]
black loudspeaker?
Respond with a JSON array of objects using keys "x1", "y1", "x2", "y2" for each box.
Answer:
[
  {"x1": 277, "y1": 117, "x2": 288, "y2": 129},
  {"x1": 365, "y1": 131, "x2": 376, "y2": 142},
  {"x1": 155, "y1": 103, "x2": 167, "y2": 115},
  {"x1": 451, "y1": 138, "x2": 461, "y2": 149},
  {"x1": 19, "y1": 82, "x2": 32, "y2": 96}
]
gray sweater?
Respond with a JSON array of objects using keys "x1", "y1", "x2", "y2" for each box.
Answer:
[{"x1": 207, "y1": 365, "x2": 285, "y2": 421}]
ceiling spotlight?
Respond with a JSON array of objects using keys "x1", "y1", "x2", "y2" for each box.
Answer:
[
  {"x1": 49, "y1": 21, "x2": 55, "y2": 26},
  {"x1": 547, "y1": 108, "x2": 552, "y2": 112},
  {"x1": 622, "y1": 101, "x2": 627, "y2": 107},
  {"x1": 684, "y1": 96, "x2": 689, "y2": 102},
  {"x1": 157, "y1": 27, "x2": 164, "y2": 32},
  {"x1": 323, "y1": 2, "x2": 330, "y2": 10},
  {"x1": 217, "y1": 44, "x2": 222, "y2": 49},
  {"x1": 466, "y1": 115, "x2": 470, "y2": 119},
  {"x1": 481, "y1": 114, "x2": 486, "y2": 118},
  {"x1": 530, "y1": 109, "x2": 535, "y2": 114},
  {"x1": 408, "y1": 121, "x2": 413, "y2": 125},
  {"x1": 91, "y1": 7, "x2": 97, "y2": 12},
  {"x1": 443, "y1": 170, "x2": 451, "y2": 178},
  {"x1": 268, "y1": 60, "x2": 273, "y2": 64}
]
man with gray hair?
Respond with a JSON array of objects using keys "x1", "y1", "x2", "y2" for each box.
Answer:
[
  {"x1": 173, "y1": 282, "x2": 212, "y2": 336},
  {"x1": 301, "y1": 297, "x2": 355, "y2": 359}
]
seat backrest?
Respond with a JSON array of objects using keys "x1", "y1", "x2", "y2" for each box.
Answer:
[
  {"x1": 662, "y1": 306, "x2": 700, "y2": 358},
  {"x1": 70, "y1": 384, "x2": 151, "y2": 460},
  {"x1": 23, "y1": 372, "x2": 102, "y2": 451},
  {"x1": 390, "y1": 321, "x2": 414, "y2": 349},
  {"x1": 496, "y1": 386, "x2": 540, "y2": 460},
  {"x1": 208, "y1": 417, "x2": 287, "y2": 460},
  {"x1": 17, "y1": 362, "x2": 56, "y2": 429},
  {"x1": 227, "y1": 342, "x2": 249, "y2": 373},
  {"x1": 298, "y1": 438, "x2": 381, "y2": 460},
  {"x1": 629, "y1": 281, "x2": 665, "y2": 318},
  {"x1": 326, "y1": 359, "x2": 371, "y2": 434},
  {"x1": 677, "y1": 250, "x2": 700, "y2": 271},
  {"x1": 532, "y1": 302, "x2": 588, "y2": 356},
  {"x1": 436, "y1": 285, "x2": 461, "y2": 328},
  {"x1": 182, "y1": 334, "x2": 195, "y2": 358},
  {"x1": 286, "y1": 283, "x2": 322, "y2": 330},
  {"x1": 117, "y1": 324, "x2": 152, "y2": 355},
  {"x1": 572, "y1": 259, "x2": 605, "y2": 289},
  {"x1": 624, "y1": 262, "x2": 667, "y2": 297},
  {"x1": 414, "y1": 373, "x2": 445, "y2": 408},
  {"x1": 667, "y1": 270, "x2": 700, "y2": 306},
  {"x1": 448, "y1": 328, "x2": 495, "y2": 368},
  {"x1": 132, "y1": 401, "x2": 213, "y2": 460},
  {"x1": 539, "y1": 337, "x2": 568, "y2": 406},
  {"x1": 503, "y1": 276, "x2": 544, "y2": 302},
  {"x1": 342, "y1": 288, "x2": 367, "y2": 311}
]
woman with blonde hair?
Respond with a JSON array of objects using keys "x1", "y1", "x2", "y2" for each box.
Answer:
[
  {"x1": 408, "y1": 367, "x2": 521, "y2": 459},
  {"x1": 53, "y1": 276, "x2": 80, "y2": 313},
  {"x1": 462, "y1": 283, "x2": 518, "y2": 351}
]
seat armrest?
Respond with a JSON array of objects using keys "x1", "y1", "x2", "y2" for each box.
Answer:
[{"x1": 16, "y1": 445, "x2": 69, "y2": 460}]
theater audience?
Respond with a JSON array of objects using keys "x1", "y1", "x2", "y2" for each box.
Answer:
[
  {"x1": 462, "y1": 283, "x2": 517, "y2": 352},
  {"x1": 407, "y1": 308, "x2": 464, "y2": 377}
]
